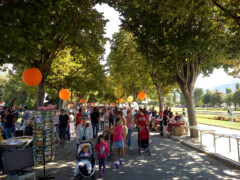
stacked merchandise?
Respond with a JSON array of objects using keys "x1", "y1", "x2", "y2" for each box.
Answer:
[{"x1": 33, "y1": 110, "x2": 55, "y2": 163}]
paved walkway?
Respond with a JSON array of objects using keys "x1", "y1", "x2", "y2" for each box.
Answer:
[
  {"x1": 188, "y1": 124, "x2": 240, "y2": 162},
  {"x1": 34, "y1": 129, "x2": 240, "y2": 180}
]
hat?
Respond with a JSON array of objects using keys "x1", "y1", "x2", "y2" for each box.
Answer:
[{"x1": 23, "y1": 105, "x2": 28, "y2": 109}]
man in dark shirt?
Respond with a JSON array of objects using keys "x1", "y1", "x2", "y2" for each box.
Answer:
[
  {"x1": 152, "y1": 107, "x2": 157, "y2": 117},
  {"x1": 91, "y1": 107, "x2": 100, "y2": 138},
  {"x1": 59, "y1": 109, "x2": 69, "y2": 145},
  {"x1": 163, "y1": 107, "x2": 169, "y2": 116}
]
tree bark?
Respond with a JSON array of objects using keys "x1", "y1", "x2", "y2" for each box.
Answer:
[
  {"x1": 155, "y1": 84, "x2": 164, "y2": 113},
  {"x1": 183, "y1": 88, "x2": 198, "y2": 138},
  {"x1": 132, "y1": 88, "x2": 138, "y2": 102},
  {"x1": 37, "y1": 76, "x2": 46, "y2": 107}
]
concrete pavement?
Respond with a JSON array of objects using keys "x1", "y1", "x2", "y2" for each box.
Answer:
[{"x1": 34, "y1": 129, "x2": 240, "y2": 180}]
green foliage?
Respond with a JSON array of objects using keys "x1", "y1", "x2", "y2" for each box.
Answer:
[
  {"x1": 180, "y1": 93, "x2": 187, "y2": 107},
  {"x1": 233, "y1": 89, "x2": 240, "y2": 106},
  {"x1": 0, "y1": 0, "x2": 107, "y2": 105},
  {"x1": 107, "y1": 29, "x2": 151, "y2": 101},
  {"x1": 225, "y1": 92, "x2": 233, "y2": 107},
  {"x1": 194, "y1": 88, "x2": 204, "y2": 106},
  {"x1": 236, "y1": 83, "x2": 240, "y2": 90},
  {"x1": 3, "y1": 72, "x2": 37, "y2": 109},
  {"x1": 203, "y1": 90, "x2": 212, "y2": 106},
  {"x1": 0, "y1": 74, "x2": 7, "y2": 101},
  {"x1": 226, "y1": 87, "x2": 232, "y2": 94},
  {"x1": 210, "y1": 90, "x2": 225, "y2": 107}
]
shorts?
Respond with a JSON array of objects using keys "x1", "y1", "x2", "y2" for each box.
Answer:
[
  {"x1": 113, "y1": 140, "x2": 124, "y2": 149},
  {"x1": 59, "y1": 128, "x2": 66, "y2": 140}
]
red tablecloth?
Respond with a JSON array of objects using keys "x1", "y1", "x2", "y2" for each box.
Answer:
[{"x1": 167, "y1": 123, "x2": 185, "y2": 132}]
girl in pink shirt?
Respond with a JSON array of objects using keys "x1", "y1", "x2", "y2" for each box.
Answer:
[
  {"x1": 110, "y1": 118, "x2": 124, "y2": 169},
  {"x1": 94, "y1": 135, "x2": 109, "y2": 177}
]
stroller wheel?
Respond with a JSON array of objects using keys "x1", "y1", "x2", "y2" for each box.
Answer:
[{"x1": 92, "y1": 172, "x2": 96, "y2": 180}]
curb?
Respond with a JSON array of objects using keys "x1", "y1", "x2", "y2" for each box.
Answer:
[{"x1": 170, "y1": 136, "x2": 240, "y2": 170}]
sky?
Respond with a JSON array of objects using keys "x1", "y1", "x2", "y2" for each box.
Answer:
[{"x1": 95, "y1": 4, "x2": 240, "y2": 90}]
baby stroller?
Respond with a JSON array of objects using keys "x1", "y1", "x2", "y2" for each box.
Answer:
[
  {"x1": 74, "y1": 142, "x2": 96, "y2": 180},
  {"x1": 138, "y1": 128, "x2": 151, "y2": 156}
]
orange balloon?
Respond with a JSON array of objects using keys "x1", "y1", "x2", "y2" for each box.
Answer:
[
  {"x1": 111, "y1": 103, "x2": 114, "y2": 106},
  {"x1": 80, "y1": 99, "x2": 85, "y2": 103},
  {"x1": 119, "y1": 99, "x2": 123, "y2": 103},
  {"x1": 22, "y1": 68, "x2": 42, "y2": 87},
  {"x1": 115, "y1": 100, "x2": 118, "y2": 103},
  {"x1": 88, "y1": 103, "x2": 91, "y2": 106},
  {"x1": 138, "y1": 92, "x2": 146, "y2": 100},
  {"x1": 59, "y1": 89, "x2": 70, "y2": 100}
]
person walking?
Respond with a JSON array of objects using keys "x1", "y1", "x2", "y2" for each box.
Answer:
[
  {"x1": 94, "y1": 134, "x2": 109, "y2": 177},
  {"x1": 126, "y1": 110, "x2": 135, "y2": 149},
  {"x1": 91, "y1": 107, "x2": 100, "y2": 139},
  {"x1": 58, "y1": 109, "x2": 70, "y2": 146},
  {"x1": 108, "y1": 111, "x2": 114, "y2": 128},
  {"x1": 76, "y1": 116, "x2": 93, "y2": 156},
  {"x1": 111, "y1": 118, "x2": 124, "y2": 169}
]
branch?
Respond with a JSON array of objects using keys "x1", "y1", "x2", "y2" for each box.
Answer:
[{"x1": 212, "y1": 0, "x2": 240, "y2": 27}]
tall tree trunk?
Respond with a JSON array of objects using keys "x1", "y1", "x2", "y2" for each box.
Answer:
[
  {"x1": 174, "y1": 57, "x2": 202, "y2": 138},
  {"x1": 132, "y1": 88, "x2": 137, "y2": 102},
  {"x1": 155, "y1": 84, "x2": 164, "y2": 113},
  {"x1": 37, "y1": 76, "x2": 46, "y2": 107},
  {"x1": 183, "y1": 88, "x2": 198, "y2": 138}
]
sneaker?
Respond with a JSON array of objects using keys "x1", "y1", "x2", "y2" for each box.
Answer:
[
  {"x1": 114, "y1": 163, "x2": 120, "y2": 169},
  {"x1": 99, "y1": 171, "x2": 103, "y2": 177},
  {"x1": 119, "y1": 159, "x2": 123, "y2": 167}
]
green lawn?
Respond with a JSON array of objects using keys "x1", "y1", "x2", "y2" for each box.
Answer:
[{"x1": 196, "y1": 118, "x2": 240, "y2": 130}]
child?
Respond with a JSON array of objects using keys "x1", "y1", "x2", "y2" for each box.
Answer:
[
  {"x1": 79, "y1": 144, "x2": 91, "y2": 157},
  {"x1": 94, "y1": 135, "x2": 109, "y2": 177},
  {"x1": 110, "y1": 118, "x2": 124, "y2": 169}
]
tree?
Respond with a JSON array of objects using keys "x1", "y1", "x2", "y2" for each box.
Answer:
[
  {"x1": 180, "y1": 93, "x2": 187, "y2": 107},
  {"x1": 107, "y1": 29, "x2": 151, "y2": 103},
  {"x1": 233, "y1": 89, "x2": 240, "y2": 110},
  {"x1": 0, "y1": 74, "x2": 7, "y2": 101},
  {"x1": 236, "y1": 83, "x2": 240, "y2": 90},
  {"x1": 225, "y1": 93, "x2": 233, "y2": 108},
  {"x1": 203, "y1": 90, "x2": 212, "y2": 107},
  {"x1": 210, "y1": 90, "x2": 225, "y2": 107},
  {"x1": 107, "y1": 0, "x2": 226, "y2": 137},
  {"x1": 226, "y1": 87, "x2": 232, "y2": 94},
  {"x1": 0, "y1": 0, "x2": 106, "y2": 106},
  {"x1": 3, "y1": 72, "x2": 37, "y2": 109},
  {"x1": 194, "y1": 88, "x2": 204, "y2": 107}
]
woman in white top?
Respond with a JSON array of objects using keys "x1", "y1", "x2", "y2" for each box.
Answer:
[
  {"x1": 76, "y1": 117, "x2": 93, "y2": 157},
  {"x1": 69, "y1": 112, "x2": 75, "y2": 135}
]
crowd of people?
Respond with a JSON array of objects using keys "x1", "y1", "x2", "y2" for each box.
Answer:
[
  {"x1": 0, "y1": 104, "x2": 189, "y2": 178},
  {"x1": 54, "y1": 105, "x2": 188, "y2": 177},
  {"x1": 0, "y1": 105, "x2": 32, "y2": 139}
]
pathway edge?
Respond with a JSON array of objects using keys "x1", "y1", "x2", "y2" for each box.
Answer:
[{"x1": 170, "y1": 136, "x2": 240, "y2": 170}]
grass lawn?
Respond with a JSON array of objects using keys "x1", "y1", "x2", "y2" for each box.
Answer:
[{"x1": 197, "y1": 118, "x2": 240, "y2": 130}]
